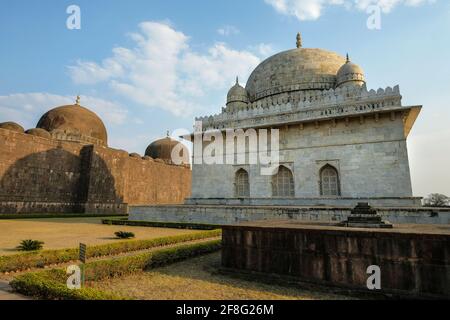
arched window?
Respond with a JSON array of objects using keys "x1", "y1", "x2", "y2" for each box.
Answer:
[
  {"x1": 320, "y1": 165, "x2": 340, "y2": 196},
  {"x1": 235, "y1": 169, "x2": 249, "y2": 197},
  {"x1": 272, "y1": 166, "x2": 295, "y2": 197}
]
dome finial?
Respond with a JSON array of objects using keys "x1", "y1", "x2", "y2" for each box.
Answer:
[
  {"x1": 166, "y1": 130, "x2": 170, "y2": 137},
  {"x1": 75, "y1": 95, "x2": 81, "y2": 105},
  {"x1": 296, "y1": 32, "x2": 302, "y2": 48},
  {"x1": 346, "y1": 53, "x2": 350, "y2": 63},
  {"x1": 236, "y1": 76, "x2": 239, "y2": 85}
]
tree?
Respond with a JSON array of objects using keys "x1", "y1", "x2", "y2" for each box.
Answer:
[{"x1": 423, "y1": 193, "x2": 450, "y2": 207}]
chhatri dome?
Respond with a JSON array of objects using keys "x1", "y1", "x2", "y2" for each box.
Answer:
[
  {"x1": 226, "y1": 77, "x2": 249, "y2": 112},
  {"x1": 336, "y1": 54, "x2": 366, "y2": 88},
  {"x1": 36, "y1": 96, "x2": 108, "y2": 146},
  {"x1": 239, "y1": 33, "x2": 365, "y2": 102}
]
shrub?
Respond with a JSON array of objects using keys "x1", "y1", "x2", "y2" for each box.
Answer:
[
  {"x1": 17, "y1": 240, "x2": 44, "y2": 251},
  {"x1": 115, "y1": 231, "x2": 135, "y2": 239},
  {"x1": 0, "y1": 229, "x2": 221, "y2": 273}
]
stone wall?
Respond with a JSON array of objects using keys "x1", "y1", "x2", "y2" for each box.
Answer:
[
  {"x1": 88, "y1": 146, "x2": 191, "y2": 206},
  {"x1": 191, "y1": 113, "x2": 415, "y2": 205},
  {"x1": 0, "y1": 128, "x2": 191, "y2": 214},
  {"x1": 129, "y1": 204, "x2": 450, "y2": 225},
  {"x1": 222, "y1": 221, "x2": 450, "y2": 298}
]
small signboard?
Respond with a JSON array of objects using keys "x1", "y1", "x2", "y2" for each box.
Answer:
[{"x1": 79, "y1": 243, "x2": 87, "y2": 263}]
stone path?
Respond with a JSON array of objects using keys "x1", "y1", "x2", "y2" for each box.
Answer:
[{"x1": 0, "y1": 280, "x2": 29, "y2": 300}]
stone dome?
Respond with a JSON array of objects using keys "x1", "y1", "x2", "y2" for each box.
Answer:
[
  {"x1": 145, "y1": 136, "x2": 190, "y2": 164},
  {"x1": 336, "y1": 56, "x2": 365, "y2": 88},
  {"x1": 245, "y1": 48, "x2": 347, "y2": 101},
  {"x1": 25, "y1": 128, "x2": 51, "y2": 139},
  {"x1": 227, "y1": 78, "x2": 249, "y2": 105},
  {"x1": 36, "y1": 100, "x2": 108, "y2": 146},
  {"x1": 129, "y1": 153, "x2": 142, "y2": 159},
  {"x1": 0, "y1": 122, "x2": 25, "y2": 133}
]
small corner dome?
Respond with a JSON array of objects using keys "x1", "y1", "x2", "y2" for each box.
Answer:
[
  {"x1": 36, "y1": 97, "x2": 108, "y2": 146},
  {"x1": 145, "y1": 136, "x2": 190, "y2": 164},
  {"x1": 25, "y1": 128, "x2": 51, "y2": 139},
  {"x1": 129, "y1": 153, "x2": 142, "y2": 158},
  {"x1": 0, "y1": 122, "x2": 25, "y2": 133},
  {"x1": 227, "y1": 78, "x2": 249, "y2": 105},
  {"x1": 336, "y1": 56, "x2": 365, "y2": 88}
]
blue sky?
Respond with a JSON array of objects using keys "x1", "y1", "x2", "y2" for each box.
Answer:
[{"x1": 0, "y1": 0, "x2": 449, "y2": 197}]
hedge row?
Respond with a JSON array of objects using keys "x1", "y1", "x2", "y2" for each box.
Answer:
[
  {"x1": 10, "y1": 269, "x2": 125, "y2": 300},
  {"x1": 0, "y1": 213, "x2": 127, "y2": 220},
  {"x1": 102, "y1": 218, "x2": 222, "y2": 230},
  {"x1": 10, "y1": 240, "x2": 222, "y2": 300},
  {"x1": 84, "y1": 239, "x2": 222, "y2": 281},
  {"x1": 0, "y1": 229, "x2": 221, "y2": 273}
]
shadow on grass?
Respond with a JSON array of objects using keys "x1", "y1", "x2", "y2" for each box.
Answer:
[{"x1": 137, "y1": 252, "x2": 353, "y2": 300}]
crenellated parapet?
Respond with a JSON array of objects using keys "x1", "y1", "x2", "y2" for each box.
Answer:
[{"x1": 195, "y1": 85, "x2": 404, "y2": 131}]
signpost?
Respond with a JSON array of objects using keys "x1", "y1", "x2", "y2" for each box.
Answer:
[{"x1": 79, "y1": 243, "x2": 87, "y2": 286}]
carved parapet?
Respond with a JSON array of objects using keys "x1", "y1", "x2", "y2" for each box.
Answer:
[{"x1": 195, "y1": 85, "x2": 403, "y2": 131}]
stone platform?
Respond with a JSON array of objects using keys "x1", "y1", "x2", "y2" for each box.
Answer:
[
  {"x1": 129, "y1": 204, "x2": 450, "y2": 225},
  {"x1": 221, "y1": 220, "x2": 450, "y2": 299}
]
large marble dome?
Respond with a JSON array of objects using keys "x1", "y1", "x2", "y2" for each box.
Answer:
[{"x1": 246, "y1": 48, "x2": 347, "y2": 102}]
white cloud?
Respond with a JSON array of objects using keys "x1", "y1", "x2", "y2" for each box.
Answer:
[
  {"x1": 265, "y1": 0, "x2": 435, "y2": 20},
  {"x1": 68, "y1": 21, "x2": 262, "y2": 117},
  {"x1": 0, "y1": 93, "x2": 127, "y2": 130},
  {"x1": 251, "y1": 43, "x2": 276, "y2": 57},
  {"x1": 217, "y1": 25, "x2": 240, "y2": 36}
]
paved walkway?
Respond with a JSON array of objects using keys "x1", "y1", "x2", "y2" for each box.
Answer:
[{"x1": 0, "y1": 280, "x2": 29, "y2": 300}]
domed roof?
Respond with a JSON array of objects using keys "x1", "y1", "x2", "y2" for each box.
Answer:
[
  {"x1": 129, "y1": 153, "x2": 142, "y2": 158},
  {"x1": 145, "y1": 135, "x2": 189, "y2": 164},
  {"x1": 336, "y1": 55, "x2": 365, "y2": 87},
  {"x1": 25, "y1": 128, "x2": 51, "y2": 139},
  {"x1": 0, "y1": 122, "x2": 25, "y2": 133},
  {"x1": 36, "y1": 98, "x2": 108, "y2": 146},
  {"x1": 245, "y1": 48, "x2": 346, "y2": 101},
  {"x1": 227, "y1": 77, "x2": 249, "y2": 105}
]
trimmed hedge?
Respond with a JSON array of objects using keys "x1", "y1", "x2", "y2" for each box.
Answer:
[
  {"x1": 102, "y1": 218, "x2": 222, "y2": 230},
  {"x1": 0, "y1": 213, "x2": 127, "y2": 220},
  {"x1": 85, "y1": 239, "x2": 222, "y2": 281},
  {"x1": 0, "y1": 229, "x2": 221, "y2": 273},
  {"x1": 10, "y1": 270, "x2": 125, "y2": 300},
  {"x1": 10, "y1": 240, "x2": 221, "y2": 300}
]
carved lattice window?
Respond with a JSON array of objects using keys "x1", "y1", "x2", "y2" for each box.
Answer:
[
  {"x1": 272, "y1": 166, "x2": 295, "y2": 197},
  {"x1": 320, "y1": 165, "x2": 340, "y2": 196},
  {"x1": 235, "y1": 169, "x2": 250, "y2": 197}
]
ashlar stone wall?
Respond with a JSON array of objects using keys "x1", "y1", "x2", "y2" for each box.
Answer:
[
  {"x1": 0, "y1": 128, "x2": 191, "y2": 214},
  {"x1": 191, "y1": 111, "x2": 414, "y2": 205}
]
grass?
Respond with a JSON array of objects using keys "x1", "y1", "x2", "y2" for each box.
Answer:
[
  {"x1": 0, "y1": 217, "x2": 201, "y2": 255},
  {"x1": 0, "y1": 229, "x2": 221, "y2": 273},
  {"x1": 91, "y1": 252, "x2": 354, "y2": 300}
]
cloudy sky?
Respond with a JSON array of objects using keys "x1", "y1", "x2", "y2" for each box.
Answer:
[{"x1": 0, "y1": 0, "x2": 449, "y2": 197}]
